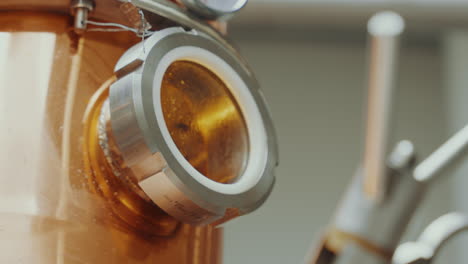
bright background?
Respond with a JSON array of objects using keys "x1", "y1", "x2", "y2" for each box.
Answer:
[{"x1": 223, "y1": 1, "x2": 468, "y2": 263}]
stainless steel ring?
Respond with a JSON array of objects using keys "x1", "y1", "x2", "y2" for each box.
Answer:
[{"x1": 107, "y1": 27, "x2": 278, "y2": 225}]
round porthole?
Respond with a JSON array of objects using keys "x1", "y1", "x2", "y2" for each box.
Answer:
[{"x1": 107, "y1": 27, "x2": 278, "y2": 225}]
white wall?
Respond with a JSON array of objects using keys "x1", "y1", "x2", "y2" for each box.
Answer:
[{"x1": 222, "y1": 30, "x2": 457, "y2": 264}]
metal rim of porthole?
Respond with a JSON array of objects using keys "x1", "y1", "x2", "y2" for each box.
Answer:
[{"x1": 107, "y1": 27, "x2": 278, "y2": 225}]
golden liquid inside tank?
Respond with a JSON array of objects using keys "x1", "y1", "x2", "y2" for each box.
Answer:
[{"x1": 161, "y1": 60, "x2": 249, "y2": 184}]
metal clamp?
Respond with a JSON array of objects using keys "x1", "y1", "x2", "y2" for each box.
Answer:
[{"x1": 104, "y1": 27, "x2": 278, "y2": 225}]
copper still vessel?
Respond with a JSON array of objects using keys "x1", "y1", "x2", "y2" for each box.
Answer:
[{"x1": 0, "y1": 1, "x2": 242, "y2": 263}]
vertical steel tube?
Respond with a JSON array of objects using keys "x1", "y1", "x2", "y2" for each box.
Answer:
[
  {"x1": 362, "y1": 12, "x2": 405, "y2": 201},
  {"x1": 306, "y1": 12, "x2": 408, "y2": 264}
]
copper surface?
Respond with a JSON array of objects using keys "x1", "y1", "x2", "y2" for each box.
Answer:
[
  {"x1": 0, "y1": 0, "x2": 179, "y2": 28},
  {"x1": 161, "y1": 60, "x2": 249, "y2": 183},
  {"x1": 0, "y1": 12, "x2": 222, "y2": 264},
  {"x1": 324, "y1": 228, "x2": 392, "y2": 260}
]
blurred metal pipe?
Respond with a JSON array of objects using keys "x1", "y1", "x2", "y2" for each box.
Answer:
[
  {"x1": 393, "y1": 212, "x2": 468, "y2": 264},
  {"x1": 414, "y1": 123, "x2": 468, "y2": 183},
  {"x1": 308, "y1": 11, "x2": 468, "y2": 264},
  {"x1": 362, "y1": 11, "x2": 405, "y2": 201},
  {"x1": 307, "y1": 12, "x2": 411, "y2": 264}
]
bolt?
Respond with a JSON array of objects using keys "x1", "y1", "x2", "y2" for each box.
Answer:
[{"x1": 71, "y1": 0, "x2": 95, "y2": 34}]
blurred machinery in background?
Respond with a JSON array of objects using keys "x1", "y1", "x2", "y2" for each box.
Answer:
[{"x1": 308, "y1": 11, "x2": 468, "y2": 264}]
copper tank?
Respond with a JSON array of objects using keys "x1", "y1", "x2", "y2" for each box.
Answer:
[{"x1": 0, "y1": 2, "x2": 222, "y2": 263}]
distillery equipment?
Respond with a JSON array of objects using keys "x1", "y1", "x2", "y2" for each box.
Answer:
[
  {"x1": 0, "y1": 0, "x2": 278, "y2": 263},
  {"x1": 307, "y1": 11, "x2": 468, "y2": 264},
  {"x1": 3, "y1": 1, "x2": 468, "y2": 264}
]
